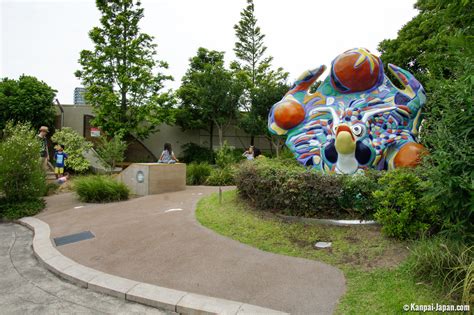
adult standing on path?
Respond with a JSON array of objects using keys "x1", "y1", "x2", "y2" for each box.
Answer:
[{"x1": 37, "y1": 126, "x2": 50, "y2": 170}]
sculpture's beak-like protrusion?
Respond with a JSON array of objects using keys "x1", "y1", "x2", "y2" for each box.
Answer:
[{"x1": 335, "y1": 124, "x2": 356, "y2": 155}]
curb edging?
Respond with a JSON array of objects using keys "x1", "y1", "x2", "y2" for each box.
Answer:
[{"x1": 18, "y1": 217, "x2": 287, "y2": 315}]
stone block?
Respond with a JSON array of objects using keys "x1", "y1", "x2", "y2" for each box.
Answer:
[
  {"x1": 176, "y1": 293, "x2": 242, "y2": 315},
  {"x1": 126, "y1": 283, "x2": 186, "y2": 312},
  {"x1": 120, "y1": 163, "x2": 186, "y2": 196},
  {"x1": 88, "y1": 273, "x2": 139, "y2": 299},
  {"x1": 61, "y1": 264, "x2": 104, "y2": 288}
]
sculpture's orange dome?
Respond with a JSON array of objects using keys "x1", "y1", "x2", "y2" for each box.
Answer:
[
  {"x1": 331, "y1": 48, "x2": 382, "y2": 93},
  {"x1": 274, "y1": 100, "x2": 305, "y2": 130}
]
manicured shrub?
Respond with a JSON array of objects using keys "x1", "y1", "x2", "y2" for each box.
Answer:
[
  {"x1": 236, "y1": 159, "x2": 351, "y2": 218},
  {"x1": 186, "y1": 162, "x2": 212, "y2": 185},
  {"x1": 0, "y1": 199, "x2": 45, "y2": 220},
  {"x1": 74, "y1": 175, "x2": 129, "y2": 202},
  {"x1": 205, "y1": 167, "x2": 235, "y2": 186},
  {"x1": 339, "y1": 171, "x2": 381, "y2": 219},
  {"x1": 0, "y1": 122, "x2": 45, "y2": 202},
  {"x1": 405, "y1": 236, "x2": 473, "y2": 304},
  {"x1": 373, "y1": 168, "x2": 440, "y2": 239},
  {"x1": 51, "y1": 127, "x2": 93, "y2": 173},
  {"x1": 180, "y1": 143, "x2": 214, "y2": 164}
]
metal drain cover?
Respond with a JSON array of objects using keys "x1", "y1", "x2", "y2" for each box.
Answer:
[{"x1": 54, "y1": 231, "x2": 95, "y2": 246}]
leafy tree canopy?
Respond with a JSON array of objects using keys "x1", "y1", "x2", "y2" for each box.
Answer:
[
  {"x1": 379, "y1": 0, "x2": 473, "y2": 240},
  {"x1": 75, "y1": 0, "x2": 174, "y2": 140},
  {"x1": 0, "y1": 75, "x2": 56, "y2": 131},
  {"x1": 176, "y1": 48, "x2": 243, "y2": 147}
]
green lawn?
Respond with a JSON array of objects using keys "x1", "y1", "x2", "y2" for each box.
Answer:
[{"x1": 196, "y1": 190, "x2": 448, "y2": 314}]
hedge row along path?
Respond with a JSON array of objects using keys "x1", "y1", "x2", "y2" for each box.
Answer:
[{"x1": 35, "y1": 187, "x2": 346, "y2": 314}]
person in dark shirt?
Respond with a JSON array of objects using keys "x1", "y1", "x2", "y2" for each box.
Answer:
[{"x1": 37, "y1": 126, "x2": 50, "y2": 170}]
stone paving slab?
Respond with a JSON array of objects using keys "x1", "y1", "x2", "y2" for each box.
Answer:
[{"x1": 0, "y1": 223, "x2": 169, "y2": 314}]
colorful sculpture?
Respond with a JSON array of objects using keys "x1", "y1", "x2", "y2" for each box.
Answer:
[{"x1": 268, "y1": 48, "x2": 426, "y2": 174}]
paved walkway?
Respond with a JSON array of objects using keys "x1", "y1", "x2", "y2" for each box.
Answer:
[
  {"x1": 37, "y1": 187, "x2": 346, "y2": 314},
  {"x1": 0, "y1": 223, "x2": 168, "y2": 314}
]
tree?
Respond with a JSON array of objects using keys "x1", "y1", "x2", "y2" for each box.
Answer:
[
  {"x1": 96, "y1": 134, "x2": 127, "y2": 173},
  {"x1": 176, "y1": 48, "x2": 243, "y2": 148},
  {"x1": 75, "y1": 0, "x2": 174, "y2": 140},
  {"x1": 233, "y1": 0, "x2": 288, "y2": 145},
  {"x1": 0, "y1": 75, "x2": 56, "y2": 131},
  {"x1": 252, "y1": 72, "x2": 290, "y2": 156},
  {"x1": 378, "y1": 0, "x2": 474, "y2": 240}
]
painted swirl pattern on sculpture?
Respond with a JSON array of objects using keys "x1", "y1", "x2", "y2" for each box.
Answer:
[{"x1": 268, "y1": 48, "x2": 426, "y2": 174}]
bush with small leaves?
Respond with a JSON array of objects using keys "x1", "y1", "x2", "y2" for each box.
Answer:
[
  {"x1": 0, "y1": 122, "x2": 45, "y2": 202},
  {"x1": 373, "y1": 168, "x2": 440, "y2": 239},
  {"x1": 0, "y1": 199, "x2": 45, "y2": 220},
  {"x1": 51, "y1": 127, "x2": 93, "y2": 173}
]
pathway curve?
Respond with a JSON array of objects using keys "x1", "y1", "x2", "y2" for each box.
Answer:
[
  {"x1": 0, "y1": 223, "x2": 168, "y2": 314},
  {"x1": 37, "y1": 187, "x2": 346, "y2": 314}
]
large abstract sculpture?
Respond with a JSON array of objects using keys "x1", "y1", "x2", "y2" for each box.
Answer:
[{"x1": 268, "y1": 48, "x2": 426, "y2": 174}]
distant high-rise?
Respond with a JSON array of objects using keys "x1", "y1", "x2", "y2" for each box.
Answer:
[{"x1": 74, "y1": 87, "x2": 86, "y2": 105}]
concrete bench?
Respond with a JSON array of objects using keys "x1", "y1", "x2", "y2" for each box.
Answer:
[{"x1": 119, "y1": 163, "x2": 186, "y2": 196}]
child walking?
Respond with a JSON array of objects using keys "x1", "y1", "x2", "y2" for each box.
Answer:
[{"x1": 54, "y1": 144, "x2": 68, "y2": 179}]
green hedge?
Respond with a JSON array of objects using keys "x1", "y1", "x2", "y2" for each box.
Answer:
[
  {"x1": 373, "y1": 168, "x2": 440, "y2": 239},
  {"x1": 236, "y1": 159, "x2": 443, "y2": 239},
  {"x1": 74, "y1": 175, "x2": 129, "y2": 203},
  {"x1": 235, "y1": 159, "x2": 379, "y2": 219}
]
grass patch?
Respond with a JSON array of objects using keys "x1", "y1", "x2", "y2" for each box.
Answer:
[
  {"x1": 196, "y1": 190, "x2": 450, "y2": 314},
  {"x1": 73, "y1": 175, "x2": 129, "y2": 203}
]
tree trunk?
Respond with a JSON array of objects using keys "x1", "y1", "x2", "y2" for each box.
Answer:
[
  {"x1": 250, "y1": 135, "x2": 255, "y2": 146},
  {"x1": 209, "y1": 122, "x2": 214, "y2": 150},
  {"x1": 268, "y1": 137, "x2": 274, "y2": 156},
  {"x1": 270, "y1": 135, "x2": 283, "y2": 157},
  {"x1": 217, "y1": 126, "x2": 223, "y2": 148}
]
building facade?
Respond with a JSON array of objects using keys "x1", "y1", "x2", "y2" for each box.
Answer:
[
  {"x1": 73, "y1": 87, "x2": 86, "y2": 105},
  {"x1": 54, "y1": 104, "x2": 274, "y2": 160}
]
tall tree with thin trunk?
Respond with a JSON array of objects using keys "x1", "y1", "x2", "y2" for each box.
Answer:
[
  {"x1": 75, "y1": 0, "x2": 174, "y2": 140},
  {"x1": 233, "y1": 0, "x2": 288, "y2": 146}
]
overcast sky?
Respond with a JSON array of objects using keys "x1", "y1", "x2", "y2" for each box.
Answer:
[{"x1": 1, "y1": 0, "x2": 418, "y2": 104}]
